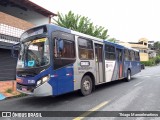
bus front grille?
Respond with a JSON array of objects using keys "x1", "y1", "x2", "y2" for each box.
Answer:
[{"x1": 17, "y1": 83, "x2": 35, "y2": 93}]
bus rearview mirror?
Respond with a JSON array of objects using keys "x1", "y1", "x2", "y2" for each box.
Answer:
[
  {"x1": 58, "y1": 39, "x2": 64, "y2": 51},
  {"x1": 11, "y1": 43, "x2": 20, "y2": 58}
]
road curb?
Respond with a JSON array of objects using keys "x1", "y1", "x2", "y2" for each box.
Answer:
[{"x1": 0, "y1": 94, "x2": 27, "y2": 101}]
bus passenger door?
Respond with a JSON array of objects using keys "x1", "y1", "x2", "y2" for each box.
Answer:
[
  {"x1": 95, "y1": 43, "x2": 104, "y2": 83},
  {"x1": 116, "y1": 48, "x2": 124, "y2": 79}
]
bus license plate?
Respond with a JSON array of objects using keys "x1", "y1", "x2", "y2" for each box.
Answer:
[{"x1": 22, "y1": 87, "x2": 27, "y2": 91}]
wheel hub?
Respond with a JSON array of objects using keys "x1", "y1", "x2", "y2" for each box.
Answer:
[
  {"x1": 128, "y1": 72, "x2": 131, "y2": 80},
  {"x1": 83, "y1": 80, "x2": 90, "y2": 91}
]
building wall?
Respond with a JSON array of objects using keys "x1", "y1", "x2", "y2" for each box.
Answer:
[
  {"x1": 130, "y1": 38, "x2": 149, "y2": 61},
  {"x1": 130, "y1": 44, "x2": 148, "y2": 49},
  {"x1": 0, "y1": 12, "x2": 34, "y2": 30},
  {"x1": 138, "y1": 38, "x2": 148, "y2": 48},
  {"x1": 0, "y1": 12, "x2": 34, "y2": 80},
  {"x1": 140, "y1": 53, "x2": 149, "y2": 61},
  {"x1": 0, "y1": 12, "x2": 34, "y2": 45},
  {"x1": 0, "y1": 4, "x2": 51, "y2": 81},
  {"x1": 0, "y1": 5, "x2": 49, "y2": 26}
]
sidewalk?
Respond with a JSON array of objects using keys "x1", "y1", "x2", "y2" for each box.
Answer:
[{"x1": 0, "y1": 80, "x2": 20, "y2": 100}]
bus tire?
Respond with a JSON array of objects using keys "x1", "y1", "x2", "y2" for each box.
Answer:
[
  {"x1": 80, "y1": 75, "x2": 93, "y2": 96},
  {"x1": 125, "y1": 69, "x2": 131, "y2": 82}
]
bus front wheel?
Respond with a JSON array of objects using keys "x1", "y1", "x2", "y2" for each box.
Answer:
[
  {"x1": 125, "y1": 70, "x2": 131, "y2": 82},
  {"x1": 80, "y1": 75, "x2": 93, "y2": 96}
]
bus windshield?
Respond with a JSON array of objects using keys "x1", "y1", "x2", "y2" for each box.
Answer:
[{"x1": 17, "y1": 38, "x2": 50, "y2": 68}]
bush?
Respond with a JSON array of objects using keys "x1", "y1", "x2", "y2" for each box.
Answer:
[
  {"x1": 141, "y1": 56, "x2": 160, "y2": 66},
  {"x1": 154, "y1": 56, "x2": 160, "y2": 64},
  {"x1": 6, "y1": 88, "x2": 13, "y2": 93},
  {"x1": 15, "y1": 93, "x2": 27, "y2": 98}
]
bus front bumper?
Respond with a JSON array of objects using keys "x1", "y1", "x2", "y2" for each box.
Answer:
[{"x1": 17, "y1": 82, "x2": 53, "y2": 96}]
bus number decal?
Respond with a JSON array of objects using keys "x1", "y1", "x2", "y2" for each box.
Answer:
[{"x1": 80, "y1": 61, "x2": 90, "y2": 66}]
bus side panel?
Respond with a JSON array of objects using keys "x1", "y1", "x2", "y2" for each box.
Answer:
[
  {"x1": 124, "y1": 61, "x2": 141, "y2": 77},
  {"x1": 73, "y1": 59, "x2": 82, "y2": 91},
  {"x1": 48, "y1": 76, "x2": 58, "y2": 96},
  {"x1": 105, "y1": 60, "x2": 118, "y2": 82},
  {"x1": 73, "y1": 36, "x2": 97, "y2": 90},
  {"x1": 73, "y1": 36, "x2": 82, "y2": 90},
  {"x1": 73, "y1": 60, "x2": 96, "y2": 90},
  {"x1": 52, "y1": 64, "x2": 74, "y2": 95},
  {"x1": 136, "y1": 61, "x2": 141, "y2": 73},
  {"x1": 131, "y1": 61, "x2": 141, "y2": 75},
  {"x1": 111, "y1": 61, "x2": 119, "y2": 81}
]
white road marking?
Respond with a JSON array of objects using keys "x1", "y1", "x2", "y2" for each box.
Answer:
[
  {"x1": 153, "y1": 75, "x2": 160, "y2": 77},
  {"x1": 143, "y1": 76, "x2": 151, "y2": 77},
  {"x1": 134, "y1": 81, "x2": 143, "y2": 86}
]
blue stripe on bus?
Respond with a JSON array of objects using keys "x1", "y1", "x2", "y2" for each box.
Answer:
[{"x1": 49, "y1": 64, "x2": 74, "y2": 95}]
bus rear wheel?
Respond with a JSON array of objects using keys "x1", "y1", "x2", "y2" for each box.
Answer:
[
  {"x1": 125, "y1": 70, "x2": 131, "y2": 82},
  {"x1": 80, "y1": 75, "x2": 93, "y2": 96}
]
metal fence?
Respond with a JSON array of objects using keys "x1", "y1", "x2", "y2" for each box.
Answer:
[
  {"x1": 0, "y1": 23, "x2": 24, "y2": 38},
  {"x1": 0, "y1": 23, "x2": 24, "y2": 45}
]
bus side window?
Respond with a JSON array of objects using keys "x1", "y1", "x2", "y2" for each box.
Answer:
[
  {"x1": 119, "y1": 50, "x2": 122, "y2": 61},
  {"x1": 131, "y1": 51, "x2": 135, "y2": 61},
  {"x1": 105, "y1": 44, "x2": 115, "y2": 60},
  {"x1": 132, "y1": 51, "x2": 136, "y2": 61},
  {"x1": 135, "y1": 52, "x2": 140, "y2": 61},
  {"x1": 53, "y1": 37, "x2": 58, "y2": 57},
  {"x1": 52, "y1": 31, "x2": 76, "y2": 70},
  {"x1": 125, "y1": 49, "x2": 129, "y2": 61},
  {"x1": 78, "y1": 38, "x2": 94, "y2": 60},
  {"x1": 61, "y1": 40, "x2": 75, "y2": 58},
  {"x1": 128, "y1": 50, "x2": 132, "y2": 61},
  {"x1": 116, "y1": 48, "x2": 122, "y2": 62},
  {"x1": 54, "y1": 38, "x2": 75, "y2": 58},
  {"x1": 137, "y1": 52, "x2": 139, "y2": 61}
]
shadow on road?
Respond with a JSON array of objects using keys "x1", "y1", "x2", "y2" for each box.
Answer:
[
  {"x1": 8, "y1": 77, "x2": 138, "y2": 108},
  {"x1": 16, "y1": 91, "x2": 81, "y2": 108},
  {"x1": 95, "y1": 77, "x2": 137, "y2": 91}
]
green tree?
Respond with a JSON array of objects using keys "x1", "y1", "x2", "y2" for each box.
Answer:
[
  {"x1": 154, "y1": 41, "x2": 160, "y2": 50},
  {"x1": 154, "y1": 41, "x2": 160, "y2": 55},
  {"x1": 53, "y1": 11, "x2": 109, "y2": 39}
]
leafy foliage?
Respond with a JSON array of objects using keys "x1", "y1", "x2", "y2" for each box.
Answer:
[
  {"x1": 141, "y1": 55, "x2": 160, "y2": 66},
  {"x1": 154, "y1": 41, "x2": 160, "y2": 55},
  {"x1": 6, "y1": 88, "x2": 12, "y2": 93},
  {"x1": 54, "y1": 11, "x2": 109, "y2": 39}
]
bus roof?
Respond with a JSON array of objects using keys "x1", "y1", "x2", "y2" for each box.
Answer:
[
  {"x1": 21, "y1": 24, "x2": 104, "y2": 43},
  {"x1": 22, "y1": 24, "x2": 139, "y2": 52},
  {"x1": 104, "y1": 40, "x2": 139, "y2": 52},
  {"x1": 46, "y1": 24, "x2": 103, "y2": 43},
  {"x1": 104, "y1": 40, "x2": 124, "y2": 49}
]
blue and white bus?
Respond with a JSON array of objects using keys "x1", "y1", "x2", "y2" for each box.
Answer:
[{"x1": 15, "y1": 24, "x2": 141, "y2": 96}]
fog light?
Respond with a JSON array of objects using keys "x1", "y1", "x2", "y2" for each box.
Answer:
[{"x1": 37, "y1": 80, "x2": 41, "y2": 86}]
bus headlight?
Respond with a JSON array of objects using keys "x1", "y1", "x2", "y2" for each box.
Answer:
[
  {"x1": 42, "y1": 76, "x2": 50, "y2": 83},
  {"x1": 36, "y1": 75, "x2": 50, "y2": 87}
]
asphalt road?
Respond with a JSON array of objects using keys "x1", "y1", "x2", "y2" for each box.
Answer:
[{"x1": 0, "y1": 65, "x2": 160, "y2": 120}]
